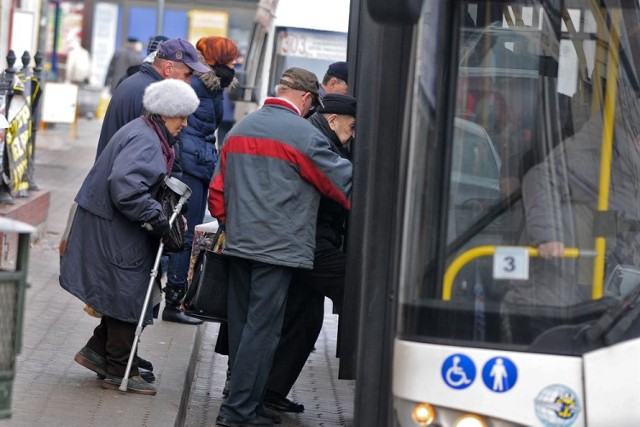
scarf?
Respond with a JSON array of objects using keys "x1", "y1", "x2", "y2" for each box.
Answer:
[
  {"x1": 212, "y1": 64, "x2": 235, "y2": 89},
  {"x1": 143, "y1": 115, "x2": 175, "y2": 174}
]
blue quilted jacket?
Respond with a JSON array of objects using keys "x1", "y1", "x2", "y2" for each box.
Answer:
[{"x1": 178, "y1": 59, "x2": 224, "y2": 183}]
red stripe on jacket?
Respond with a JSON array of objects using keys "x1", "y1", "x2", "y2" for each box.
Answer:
[
  {"x1": 209, "y1": 148, "x2": 227, "y2": 223},
  {"x1": 208, "y1": 135, "x2": 351, "y2": 224}
]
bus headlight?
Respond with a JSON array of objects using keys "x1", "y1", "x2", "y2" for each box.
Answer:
[
  {"x1": 454, "y1": 413, "x2": 487, "y2": 427},
  {"x1": 411, "y1": 403, "x2": 436, "y2": 425}
]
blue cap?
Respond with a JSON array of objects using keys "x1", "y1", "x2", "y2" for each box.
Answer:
[
  {"x1": 326, "y1": 61, "x2": 348, "y2": 83},
  {"x1": 156, "y1": 38, "x2": 209, "y2": 73}
]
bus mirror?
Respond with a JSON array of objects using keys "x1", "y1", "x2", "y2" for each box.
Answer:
[{"x1": 367, "y1": 0, "x2": 422, "y2": 24}]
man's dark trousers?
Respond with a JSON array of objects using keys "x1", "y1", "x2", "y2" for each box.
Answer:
[
  {"x1": 266, "y1": 241, "x2": 346, "y2": 397},
  {"x1": 219, "y1": 256, "x2": 292, "y2": 421}
]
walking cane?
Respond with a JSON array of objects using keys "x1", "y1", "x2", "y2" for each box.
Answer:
[{"x1": 120, "y1": 177, "x2": 192, "y2": 391}]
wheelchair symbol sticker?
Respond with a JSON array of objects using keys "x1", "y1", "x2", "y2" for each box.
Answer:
[
  {"x1": 482, "y1": 356, "x2": 518, "y2": 392},
  {"x1": 441, "y1": 354, "x2": 476, "y2": 389}
]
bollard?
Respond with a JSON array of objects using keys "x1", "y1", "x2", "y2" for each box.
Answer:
[
  {"x1": 20, "y1": 51, "x2": 39, "y2": 192},
  {"x1": 0, "y1": 55, "x2": 14, "y2": 205},
  {"x1": 0, "y1": 218, "x2": 36, "y2": 419},
  {"x1": 31, "y1": 52, "x2": 44, "y2": 169}
]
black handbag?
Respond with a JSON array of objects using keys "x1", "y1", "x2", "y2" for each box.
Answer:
[{"x1": 181, "y1": 230, "x2": 229, "y2": 322}]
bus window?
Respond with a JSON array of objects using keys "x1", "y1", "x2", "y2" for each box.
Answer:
[{"x1": 400, "y1": 0, "x2": 640, "y2": 354}]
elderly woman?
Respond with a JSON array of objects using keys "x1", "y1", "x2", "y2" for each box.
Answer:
[
  {"x1": 164, "y1": 36, "x2": 239, "y2": 324},
  {"x1": 60, "y1": 79, "x2": 199, "y2": 395}
]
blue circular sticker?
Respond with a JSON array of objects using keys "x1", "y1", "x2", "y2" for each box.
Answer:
[
  {"x1": 441, "y1": 354, "x2": 476, "y2": 389},
  {"x1": 482, "y1": 356, "x2": 518, "y2": 392}
]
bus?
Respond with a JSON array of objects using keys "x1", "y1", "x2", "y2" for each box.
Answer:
[{"x1": 345, "y1": 0, "x2": 640, "y2": 425}]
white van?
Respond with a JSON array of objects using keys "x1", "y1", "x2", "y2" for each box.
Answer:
[{"x1": 233, "y1": 0, "x2": 350, "y2": 120}]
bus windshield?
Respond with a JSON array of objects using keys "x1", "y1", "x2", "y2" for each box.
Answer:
[{"x1": 400, "y1": 0, "x2": 640, "y2": 355}]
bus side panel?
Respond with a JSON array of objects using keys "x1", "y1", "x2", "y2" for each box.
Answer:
[
  {"x1": 393, "y1": 340, "x2": 585, "y2": 426},
  {"x1": 583, "y1": 339, "x2": 640, "y2": 425}
]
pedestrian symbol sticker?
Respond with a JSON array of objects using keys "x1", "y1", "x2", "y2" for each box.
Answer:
[
  {"x1": 482, "y1": 356, "x2": 517, "y2": 392},
  {"x1": 441, "y1": 354, "x2": 476, "y2": 390}
]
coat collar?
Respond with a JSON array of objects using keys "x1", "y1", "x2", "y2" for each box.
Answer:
[{"x1": 264, "y1": 97, "x2": 301, "y2": 116}]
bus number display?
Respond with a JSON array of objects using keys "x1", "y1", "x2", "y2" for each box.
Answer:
[{"x1": 493, "y1": 247, "x2": 529, "y2": 280}]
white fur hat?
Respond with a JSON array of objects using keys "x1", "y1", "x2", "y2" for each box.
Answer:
[{"x1": 143, "y1": 79, "x2": 199, "y2": 117}]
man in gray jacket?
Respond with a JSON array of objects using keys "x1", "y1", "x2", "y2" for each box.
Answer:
[{"x1": 208, "y1": 68, "x2": 352, "y2": 427}]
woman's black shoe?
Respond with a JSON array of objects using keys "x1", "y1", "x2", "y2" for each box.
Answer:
[{"x1": 162, "y1": 304, "x2": 204, "y2": 325}]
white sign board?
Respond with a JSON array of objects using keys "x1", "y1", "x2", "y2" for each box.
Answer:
[
  {"x1": 10, "y1": 10, "x2": 35, "y2": 62},
  {"x1": 276, "y1": 30, "x2": 347, "y2": 61},
  {"x1": 91, "y1": 2, "x2": 119, "y2": 87},
  {"x1": 41, "y1": 83, "x2": 78, "y2": 124},
  {"x1": 493, "y1": 247, "x2": 530, "y2": 280}
]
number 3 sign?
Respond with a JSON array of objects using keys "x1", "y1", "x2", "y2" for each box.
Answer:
[{"x1": 493, "y1": 247, "x2": 529, "y2": 280}]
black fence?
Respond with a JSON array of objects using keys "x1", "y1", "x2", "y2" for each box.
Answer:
[{"x1": 0, "y1": 50, "x2": 44, "y2": 205}]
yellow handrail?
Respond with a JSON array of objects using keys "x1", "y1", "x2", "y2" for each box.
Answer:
[
  {"x1": 442, "y1": 245, "x2": 594, "y2": 301},
  {"x1": 592, "y1": 8, "x2": 621, "y2": 300}
]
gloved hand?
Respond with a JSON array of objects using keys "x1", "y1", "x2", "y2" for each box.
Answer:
[
  {"x1": 180, "y1": 200, "x2": 189, "y2": 215},
  {"x1": 143, "y1": 217, "x2": 170, "y2": 240}
]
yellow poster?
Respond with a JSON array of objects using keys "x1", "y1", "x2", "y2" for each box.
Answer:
[
  {"x1": 188, "y1": 10, "x2": 229, "y2": 45},
  {"x1": 5, "y1": 102, "x2": 31, "y2": 194}
]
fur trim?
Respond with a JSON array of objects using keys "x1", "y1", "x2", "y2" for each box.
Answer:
[
  {"x1": 143, "y1": 79, "x2": 199, "y2": 117},
  {"x1": 194, "y1": 51, "x2": 221, "y2": 90}
]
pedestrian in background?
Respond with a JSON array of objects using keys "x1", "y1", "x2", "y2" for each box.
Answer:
[
  {"x1": 65, "y1": 39, "x2": 92, "y2": 86},
  {"x1": 209, "y1": 67, "x2": 352, "y2": 427},
  {"x1": 60, "y1": 79, "x2": 199, "y2": 396},
  {"x1": 118, "y1": 35, "x2": 169, "y2": 87},
  {"x1": 104, "y1": 37, "x2": 144, "y2": 93},
  {"x1": 163, "y1": 35, "x2": 239, "y2": 325},
  {"x1": 217, "y1": 86, "x2": 236, "y2": 147},
  {"x1": 96, "y1": 38, "x2": 209, "y2": 159}
]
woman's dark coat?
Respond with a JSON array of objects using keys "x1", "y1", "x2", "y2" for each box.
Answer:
[
  {"x1": 60, "y1": 117, "x2": 168, "y2": 324},
  {"x1": 178, "y1": 54, "x2": 224, "y2": 183}
]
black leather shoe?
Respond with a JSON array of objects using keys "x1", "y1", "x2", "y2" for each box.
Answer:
[
  {"x1": 264, "y1": 391, "x2": 304, "y2": 413},
  {"x1": 215, "y1": 415, "x2": 274, "y2": 426},
  {"x1": 139, "y1": 369, "x2": 155, "y2": 383},
  {"x1": 162, "y1": 305, "x2": 204, "y2": 325},
  {"x1": 136, "y1": 355, "x2": 154, "y2": 372}
]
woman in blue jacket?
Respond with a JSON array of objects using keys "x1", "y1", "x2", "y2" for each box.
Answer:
[{"x1": 164, "y1": 36, "x2": 238, "y2": 324}]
